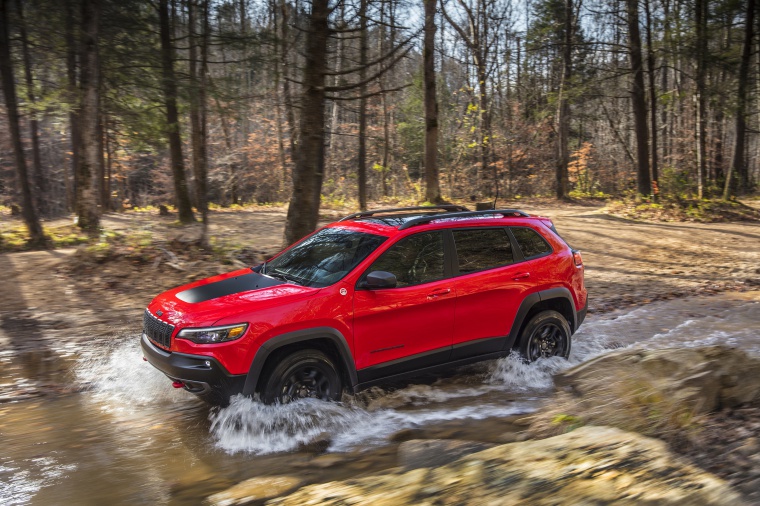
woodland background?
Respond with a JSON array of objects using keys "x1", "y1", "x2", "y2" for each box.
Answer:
[{"x1": 0, "y1": 0, "x2": 758, "y2": 245}]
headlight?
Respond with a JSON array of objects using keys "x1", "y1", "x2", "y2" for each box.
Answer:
[{"x1": 177, "y1": 323, "x2": 248, "y2": 344}]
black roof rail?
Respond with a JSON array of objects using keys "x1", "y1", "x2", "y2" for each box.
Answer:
[
  {"x1": 338, "y1": 205, "x2": 470, "y2": 222},
  {"x1": 397, "y1": 209, "x2": 530, "y2": 230}
]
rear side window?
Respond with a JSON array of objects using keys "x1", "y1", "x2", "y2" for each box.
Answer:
[
  {"x1": 511, "y1": 227, "x2": 551, "y2": 259},
  {"x1": 364, "y1": 231, "x2": 445, "y2": 287},
  {"x1": 453, "y1": 228, "x2": 513, "y2": 273}
]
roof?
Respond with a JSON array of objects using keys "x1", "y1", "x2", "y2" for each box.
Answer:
[{"x1": 335, "y1": 206, "x2": 532, "y2": 232}]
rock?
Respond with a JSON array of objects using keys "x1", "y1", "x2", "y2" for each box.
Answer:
[
  {"x1": 555, "y1": 346, "x2": 760, "y2": 415},
  {"x1": 269, "y1": 426, "x2": 743, "y2": 505},
  {"x1": 159, "y1": 204, "x2": 171, "y2": 216},
  {"x1": 207, "y1": 475, "x2": 302, "y2": 506},
  {"x1": 296, "y1": 432, "x2": 332, "y2": 454},
  {"x1": 389, "y1": 428, "x2": 425, "y2": 443},
  {"x1": 397, "y1": 439, "x2": 494, "y2": 471}
]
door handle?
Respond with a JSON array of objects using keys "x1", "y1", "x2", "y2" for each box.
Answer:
[
  {"x1": 512, "y1": 272, "x2": 531, "y2": 280},
  {"x1": 427, "y1": 288, "x2": 451, "y2": 299}
]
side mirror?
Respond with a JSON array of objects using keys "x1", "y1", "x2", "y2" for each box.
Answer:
[{"x1": 364, "y1": 271, "x2": 397, "y2": 289}]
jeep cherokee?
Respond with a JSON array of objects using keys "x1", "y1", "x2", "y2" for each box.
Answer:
[{"x1": 141, "y1": 206, "x2": 587, "y2": 405}]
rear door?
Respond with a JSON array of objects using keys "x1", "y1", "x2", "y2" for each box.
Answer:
[
  {"x1": 449, "y1": 227, "x2": 529, "y2": 359},
  {"x1": 353, "y1": 231, "x2": 455, "y2": 380}
]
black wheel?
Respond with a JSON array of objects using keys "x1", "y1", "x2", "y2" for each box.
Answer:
[
  {"x1": 518, "y1": 310, "x2": 571, "y2": 362},
  {"x1": 261, "y1": 349, "x2": 342, "y2": 404}
]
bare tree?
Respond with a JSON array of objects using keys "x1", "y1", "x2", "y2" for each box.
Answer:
[
  {"x1": 424, "y1": 0, "x2": 441, "y2": 202},
  {"x1": 625, "y1": 0, "x2": 652, "y2": 197},
  {"x1": 159, "y1": 0, "x2": 196, "y2": 223},
  {"x1": 0, "y1": 0, "x2": 47, "y2": 245},
  {"x1": 75, "y1": 0, "x2": 102, "y2": 235},
  {"x1": 726, "y1": 0, "x2": 756, "y2": 198}
]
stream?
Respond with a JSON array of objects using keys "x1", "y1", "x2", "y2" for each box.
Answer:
[{"x1": 2, "y1": 291, "x2": 759, "y2": 505}]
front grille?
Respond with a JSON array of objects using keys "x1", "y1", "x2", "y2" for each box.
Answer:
[{"x1": 143, "y1": 310, "x2": 175, "y2": 349}]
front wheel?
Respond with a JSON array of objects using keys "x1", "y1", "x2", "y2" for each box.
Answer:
[
  {"x1": 260, "y1": 349, "x2": 342, "y2": 404},
  {"x1": 518, "y1": 310, "x2": 571, "y2": 362}
]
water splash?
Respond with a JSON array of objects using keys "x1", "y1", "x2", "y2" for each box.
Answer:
[
  {"x1": 74, "y1": 338, "x2": 191, "y2": 408},
  {"x1": 209, "y1": 394, "x2": 531, "y2": 454}
]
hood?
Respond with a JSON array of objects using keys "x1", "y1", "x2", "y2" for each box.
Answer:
[{"x1": 147, "y1": 269, "x2": 320, "y2": 328}]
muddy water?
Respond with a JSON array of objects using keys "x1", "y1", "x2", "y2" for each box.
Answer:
[{"x1": 2, "y1": 291, "x2": 759, "y2": 505}]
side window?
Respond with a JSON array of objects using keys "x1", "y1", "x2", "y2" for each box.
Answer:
[
  {"x1": 511, "y1": 227, "x2": 552, "y2": 259},
  {"x1": 364, "y1": 231, "x2": 445, "y2": 287},
  {"x1": 453, "y1": 228, "x2": 513, "y2": 274}
]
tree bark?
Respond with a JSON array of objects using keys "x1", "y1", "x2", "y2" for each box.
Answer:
[
  {"x1": 159, "y1": 0, "x2": 196, "y2": 223},
  {"x1": 625, "y1": 0, "x2": 652, "y2": 197},
  {"x1": 357, "y1": 0, "x2": 368, "y2": 210},
  {"x1": 726, "y1": 0, "x2": 755, "y2": 198},
  {"x1": 0, "y1": 0, "x2": 46, "y2": 245},
  {"x1": 423, "y1": 0, "x2": 441, "y2": 203},
  {"x1": 644, "y1": 0, "x2": 659, "y2": 197},
  {"x1": 75, "y1": 0, "x2": 102, "y2": 235},
  {"x1": 65, "y1": 0, "x2": 79, "y2": 212},
  {"x1": 15, "y1": 0, "x2": 46, "y2": 213},
  {"x1": 694, "y1": 0, "x2": 708, "y2": 198},
  {"x1": 284, "y1": 0, "x2": 329, "y2": 245},
  {"x1": 188, "y1": 0, "x2": 209, "y2": 230},
  {"x1": 556, "y1": 0, "x2": 572, "y2": 200}
]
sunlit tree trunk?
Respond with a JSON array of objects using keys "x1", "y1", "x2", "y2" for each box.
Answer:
[{"x1": 423, "y1": 0, "x2": 441, "y2": 203}]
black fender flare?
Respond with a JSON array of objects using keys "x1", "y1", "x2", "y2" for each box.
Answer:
[
  {"x1": 241, "y1": 327, "x2": 358, "y2": 396},
  {"x1": 503, "y1": 287, "x2": 577, "y2": 351}
]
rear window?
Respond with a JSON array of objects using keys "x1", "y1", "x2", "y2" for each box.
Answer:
[
  {"x1": 511, "y1": 227, "x2": 551, "y2": 259},
  {"x1": 453, "y1": 228, "x2": 514, "y2": 273}
]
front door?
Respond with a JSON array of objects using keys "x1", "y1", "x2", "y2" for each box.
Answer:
[{"x1": 353, "y1": 231, "x2": 455, "y2": 381}]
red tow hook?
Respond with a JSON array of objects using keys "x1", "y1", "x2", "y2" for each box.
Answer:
[{"x1": 172, "y1": 381, "x2": 185, "y2": 389}]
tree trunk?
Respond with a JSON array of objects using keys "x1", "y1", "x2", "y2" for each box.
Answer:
[
  {"x1": 625, "y1": 0, "x2": 652, "y2": 197},
  {"x1": 727, "y1": 0, "x2": 755, "y2": 198},
  {"x1": 75, "y1": 0, "x2": 102, "y2": 235},
  {"x1": 188, "y1": 0, "x2": 209, "y2": 231},
  {"x1": 15, "y1": 0, "x2": 46, "y2": 213},
  {"x1": 695, "y1": 0, "x2": 708, "y2": 198},
  {"x1": 65, "y1": 0, "x2": 79, "y2": 212},
  {"x1": 159, "y1": 0, "x2": 196, "y2": 223},
  {"x1": 357, "y1": 0, "x2": 368, "y2": 210},
  {"x1": 556, "y1": 0, "x2": 572, "y2": 200},
  {"x1": 644, "y1": 0, "x2": 659, "y2": 197},
  {"x1": 423, "y1": 0, "x2": 441, "y2": 203},
  {"x1": 284, "y1": 0, "x2": 329, "y2": 245},
  {"x1": 0, "y1": 0, "x2": 46, "y2": 246}
]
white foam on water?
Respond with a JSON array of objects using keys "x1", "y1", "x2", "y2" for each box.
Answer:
[
  {"x1": 74, "y1": 338, "x2": 191, "y2": 409},
  {"x1": 209, "y1": 394, "x2": 531, "y2": 454}
]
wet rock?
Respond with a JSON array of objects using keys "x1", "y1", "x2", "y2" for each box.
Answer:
[
  {"x1": 296, "y1": 432, "x2": 332, "y2": 454},
  {"x1": 206, "y1": 475, "x2": 302, "y2": 506},
  {"x1": 389, "y1": 427, "x2": 426, "y2": 443},
  {"x1": 397, "y1": 439, "x2": 494, "y2": 471},
  {"x1": 555, "y1": 345, "x2": 760, "y2": 414},
  {"x1": 269, "y1": 426, "x2": 742, "y2": 505}
]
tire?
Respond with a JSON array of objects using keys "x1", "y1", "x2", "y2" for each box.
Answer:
[
  {"x1": 260, "y1": 349, "x2": 343, "y2": 404},
  {"x1": 518, "y1": 310, "x2": 572, "y2": 362}
]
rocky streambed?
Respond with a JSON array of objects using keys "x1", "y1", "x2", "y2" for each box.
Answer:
[{"x1": 206, "y1": 345, "x2": 760, "y2": 506}]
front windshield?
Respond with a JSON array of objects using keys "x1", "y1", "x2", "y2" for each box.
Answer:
[{"x1": 264, "y1": 227, "x2": 387, "y2": 288}]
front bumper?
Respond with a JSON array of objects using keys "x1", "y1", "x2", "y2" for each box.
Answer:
[{"x1": 140, "y1": 335, "x2": 245, "y2": 396}]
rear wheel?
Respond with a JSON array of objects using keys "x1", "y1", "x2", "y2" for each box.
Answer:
[
  {"x1": 518, "y1": 310, "x2": 571, "y2": 362},
  {"x1": 261, "y1": 349, "x2": 342, "y2": 404}
]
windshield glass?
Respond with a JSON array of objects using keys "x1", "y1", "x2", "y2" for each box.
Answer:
[{"x1": 264, "y1": 227, "x2": 387, "y2": 288}]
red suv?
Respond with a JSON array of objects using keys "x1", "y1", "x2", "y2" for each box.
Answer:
[{"x1": 141, "y1": 206, "x2": 587, "y2": 405}]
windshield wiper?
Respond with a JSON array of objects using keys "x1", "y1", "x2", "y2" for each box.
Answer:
[{"x1": 270, "y1": 269, "x2": 302, "y2": 285}]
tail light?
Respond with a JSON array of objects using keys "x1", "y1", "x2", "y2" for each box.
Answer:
[{"x1": 572, "y1": 250, "x2": 583, "y2": 267}]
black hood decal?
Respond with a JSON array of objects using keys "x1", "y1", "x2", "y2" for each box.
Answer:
[{"x1": 176, "y1": 272, "x2": 286, "y2": 303}]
